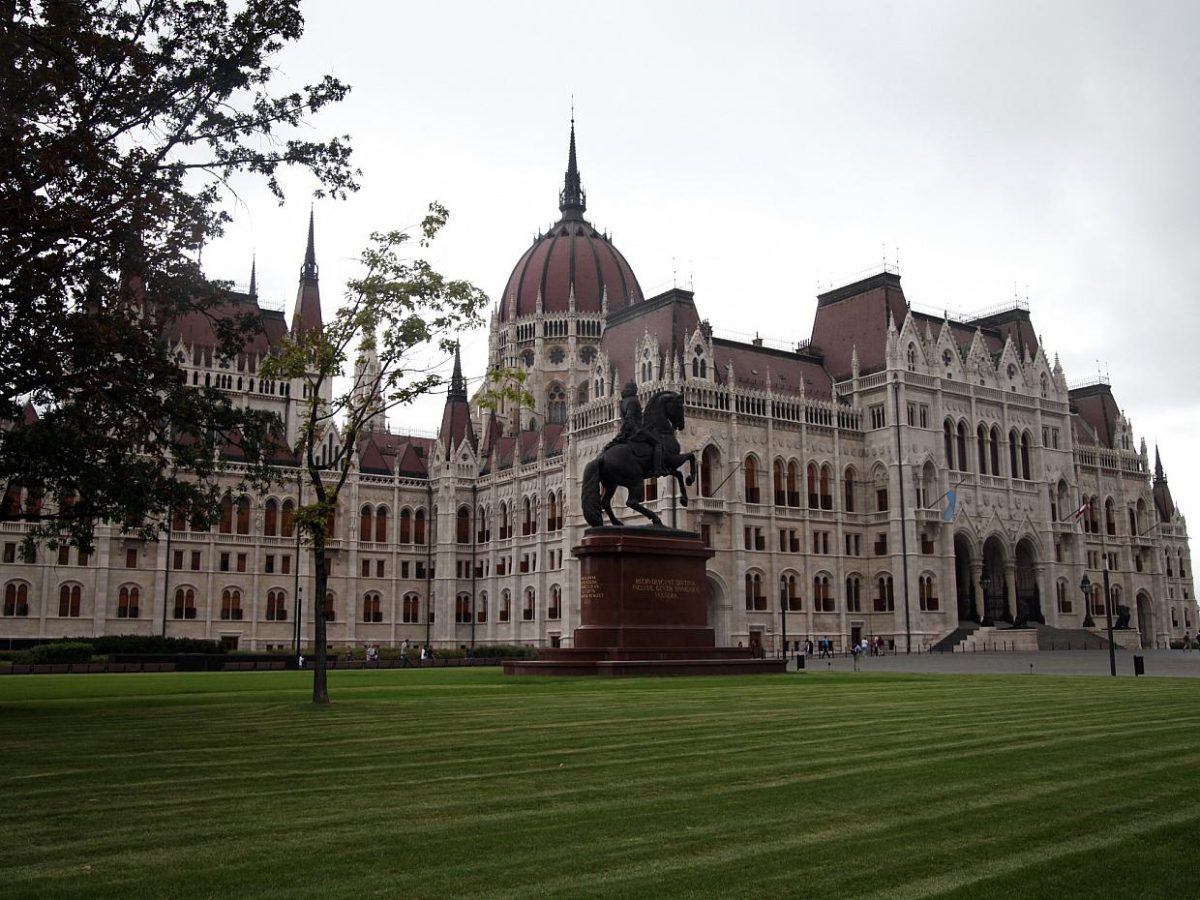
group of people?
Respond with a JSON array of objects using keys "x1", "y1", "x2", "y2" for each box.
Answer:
[{"x1": 801, "y1": 637, "x2": 888, "y2": 660}]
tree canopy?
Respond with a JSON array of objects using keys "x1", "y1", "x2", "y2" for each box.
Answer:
[
  {"x1": 261, "y1": 205, "x2": 488, "y2": 703},
  {"x1": 0, "y1": 0, "x2": 357, "y2": 549}
]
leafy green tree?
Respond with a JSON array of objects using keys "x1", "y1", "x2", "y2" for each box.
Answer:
[
  {"x1": 0, "y1": 0, "x2": 357, "y2": 550},
  {"x1": 261, "y1": 205, "x2": 487, "y2": 704}
]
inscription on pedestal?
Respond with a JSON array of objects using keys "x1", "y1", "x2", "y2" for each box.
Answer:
[{"x1": 631, "y1": 577, "x2": 699, "y2": 601}]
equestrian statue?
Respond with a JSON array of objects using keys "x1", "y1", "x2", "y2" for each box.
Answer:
[{"x1": 581, "y1": 382, "x2": 697, "y2": 527}]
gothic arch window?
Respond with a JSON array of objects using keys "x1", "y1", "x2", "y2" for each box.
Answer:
[
  {"x1": 548, "y1": 585, "x2": 562, "y2": 620},
  {"x1": 402, "y1": 593, "x2": 421, "y2": 623},
  {"x1": 918, "y1": 574, "x2": 939, "y2": 611},
  {"x1": 477, "y1": 591, "x2": 488, "y2": 623},
  {"x1": 3, "y1": 582, "x2": 30, "y2": 617},
  {"x1": 360, "y1": 505, "x2": 374, "y2": 542},
  {"x1": 700, "y1": 445, "x2": 720, "y2": 498},
  {"x1": 220, "y1": 588, "x2": 243, "y2": 620},
  {"x1": 943, "y1": 420, "x2": 955, "y2": 469},
  {"x1": 523, "y1": 587, "x2": 536, "y2": 621},
  {"x1": 1020, "y1": 432, "x2": 1031, "y2": 480},
  {"x1": 1009, "y1": 429, "x2": 1020, "y2": 479},
  {"x1": 414, "y1": 508, "x2": 427, "y2": 545},
  {"x1": 744, "y1": 571, "x2": 766, "y2": 611},
  {"x1": 455, "y1": 593, "x2": 472, "y2": 624},
  {"x1": 58, "y1": 583, "x2": 82, "y2": 617},
  {"x1": 692, "y1": 346, "x2": 707, "y2": 379},
  {"x1": 456, "y1": 506, "x2": 471, "y2": 544},
  {"x1": 813, "y1": 574, "x2": 834, "y2": 611},
  {"x1": 266, "y1": 589, "x2": 287, "y2": 621},
  {"x1": 322, "y1": 591, "x2": 336, "y2": 622},
  {"x1": 807, "y1": 463, "x2": 819, "y2": 509},
  {"x1": 845, "y1": 575, "x2": 862, "y2": 612},
  {"x1": 744, "y1": 455, "x2": 760, "y2": 504},
  {"x1": 956, "y1": 421, "x2": 969, "y2": 472},
  {"x1": 363, "y1": 592, "x2": 383, "y2": 623},
  {"x1": 219, "y1": 495, "x2": 234, "y2": 533},
  {"x1": 281, "y1": 500, "x2": 295, "y2": 538},
  {"x1": 499, "y1": 590, "x2": 511, "y2": 623},
  {"x1": 576, "y1": 382, "x2": 589, "y2": 405},
  {"x1": 781, "y1": 573, "x2": 802, "y2": 611},
  {"x1": 173, "y1": 587, "x2": 196, "y2": 619},
  {"x1": 547, "y1": 383, "x2": 566, "y2": 424},
  {"x1": 641, "y1": 349, "x2": 655, "y2": 383},
  {"x1": 399, "y1": 508, "x2": 412, "y2": 543},
  {"x1": 820, "y1": 465, "x2": 833, "y2": 510},
  {"x1": 117, "y1": 585, "x2": 140, "y2": 618},
  {"x1": 1105, "y1": 498, "x2": 1117, "y2": 536},
  {"x1": 843, "y1": 466, "x2": 857, "y2": 512},
  {"x1": 1040, "y1": 373, "x2": 1049, "y2": 398},
  {"x1": 907, "y1": 343, "x2": 917, "y2": 371},
  {"x1": 990, "y1": 426, "x2": 1001, "y2": 475},
  {"x1": 235, "y1": 495, "x2": 251, "y2": 535},
  {"x1": 375, "y1": 506, "x2": 388, "y2": 543},
  {"x1": 773, "y1": 459, "x2": 785, "y2": 506},
  {"x1": 874, "y1": 575, "x2": 895, "y2": 612},
  {"x1": 977, "y1": 424, "x2": 989, "y2": 474},
  {"x1": 264, "y1": 499, "x2": 279, "y2": 536},
  {"x1": 786, "y1": 460, "x2": 800, "y2": 507}
]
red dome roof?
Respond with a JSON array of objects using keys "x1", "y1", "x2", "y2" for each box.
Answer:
[{"x1": 498, "y1": 123, "x2": 642, "y2": 322}]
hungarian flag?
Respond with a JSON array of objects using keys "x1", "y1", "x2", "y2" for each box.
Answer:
[{"x1": 1072, "y1": 499, "x2": 1090, "y2": 521}]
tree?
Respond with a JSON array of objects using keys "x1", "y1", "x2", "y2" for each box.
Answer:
[
  {"x1": 0, "y1": 0, "x2": 357, "y2": 550},
  {"x1": 260, "y1": 205, "x2": 487, "y2": 704}
]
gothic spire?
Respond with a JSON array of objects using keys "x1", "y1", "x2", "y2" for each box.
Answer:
[
  {"x1": 248, "y1": 255, "x2": 257, "y2": 298},
  {"x1": 1154, "y1": 446, "x2": 1165, "y2": 483},
  {"x1": 448, "y1": 344, "x2": 467, "y2": 399},
  {"x1": 301, "y1": 206, "x2": 318, "y2": 282},
  {"x1": 558, "y1": 115, "x2": 586, "y2": 217}
]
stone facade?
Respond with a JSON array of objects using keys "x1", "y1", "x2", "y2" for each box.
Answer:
[{"x1": 2, "y1": 130, "x2": 1195, "y2": 652}]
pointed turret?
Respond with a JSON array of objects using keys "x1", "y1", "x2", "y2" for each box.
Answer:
[
  {"x1": 440, "y1": 345, "x2": 476, "y2": 455},
  {"x1": 291, "y1": 209, "x2": 323, "y2": 338},
  {"x1": 558, "y1": 116, "x2": 587, "y2": 218},
  {"x1": 1153, "y1": 445, "x2": 1176, "y2": 522},
  {"x1": 248, "y1": 256, "x2": 257, "y2": 298}
]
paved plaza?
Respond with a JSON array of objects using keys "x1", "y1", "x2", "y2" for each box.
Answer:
[{"x1": 798, "y1": 647, "x2": 1200, "y2": 678}]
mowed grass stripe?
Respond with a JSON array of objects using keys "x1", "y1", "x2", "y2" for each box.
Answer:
[{"x1": 1, "y1": 669, "x2": 1196, "y2": 899}]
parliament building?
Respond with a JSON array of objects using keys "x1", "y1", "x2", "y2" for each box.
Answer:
[{"x1": 2, "y1": 125, "x2": 1195, "y2": 653}]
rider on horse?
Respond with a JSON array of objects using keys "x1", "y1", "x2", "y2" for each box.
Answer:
[{"x1": 608, "y1": 380, "x2": 665, "y2": 476}]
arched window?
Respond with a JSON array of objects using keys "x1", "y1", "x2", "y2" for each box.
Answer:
[
  {"x1": 322, "y1": 591, "x2": 336, "y2": 622},
  {"x1": 977, "y1": 424, "x2": 988, "y2": 473},
  {"x1": 360, "y1": 505, "x2": 373, "y2": 542},
  {"x1": 576, "y1": 382, "x2": 589, "y2": 405},
  {"x1": 1105, "y1": 498, "x2": 1117, "y2": 536},
  {"x1": 375, "y1": 506, "x2": 388, "y2": 543},
  {"x1": 1009, "y1": 429, "x2": 1019, "y2": 480},
  {"x1": 1020, "y1": 432, "x2": 1031, "y2": 480},
  {"x1": 990, "y1": 426, "x2": 1001, "y2": 475},
  {"x1": 547, "y1": 383, "x2": 567, "y2": 424},
  {"x1": 547, "y1": 493, "x2": 559, "y2": 532},
  {"x1": 772, "y1": 459, "x2": 785, "y2": 506},
  {"x1": 787, "y1": 460, "x2": 800, "y2": 507},
  {"x1": 906, "y1": 343, "x2": 917, "y2": 371},
  {"x1": 781, "y1": 574, "x2": 802, "y2": 611},
  {"x1": 943, "y1": 420, "x2": 955, "y2": 469},
  {"x1": 820, "y1": 465, "x2": 833, "y2": 510},
  {"x1": 3, "y1": 582, "x2": 30, "y2": 617},
  {"x1": 399, "y1": 508, "x2": 412, "y2": 543},
  {"x1": 414, "y1": 508, "x2": 427, "y2": 545},
  {"x1": 455, "y1": 593, "x2": 472, "y2": 624},
  {"x1": 744, "y1": 456, "x2": 760, "y2": 504},
  {"x1": 477, "y1": 591, "x2": 488, "y2": 623},
  {"x1": 457, "y1": 506, "x2": 470, "y2": 544},
  {"x1": 548, "y1": 585, "x2": 562, "y2": 620},
  {"x1": 845, "y1": 575, "x2": 861, "y2": 612},
  {"x1": 281, "y1": 500, "x2": 295, "y2": 538},
  {"x1": 1040, "y1": 373, "x2": 1049, "y2": 398},
  {"x1": 172, "y1": 504, "x2": 188, "y2": 533},
  {"x1": 220, "y1": 589, "x2": 243, "y2": 620},
  {"x1": 523, "y1": 587, "x2": 536, "y2": 621},
  {"x1": 521, "y1": 497, "x2": 533, "y2": 536},
  {"x1": 700, "y1": 446, "x2": 720, "y2": 498},
  {"x1": 264, "y1": 499, "x2": 278, "y2": 536},
  {"x1": 266, "y1": 589, "x2": 287, "y2": 621},
  {"x1": 813, "y1": 575, "x2": 833, "y2": 612},
  {"x1": 219, "y1": 495, "x2": 233, "y2": 533},
  {"x1": 844, "y1": 467, "x2": 856, "y2": 512},
  {"x1": 875, "y1": 575, "x2": 895, "y2": 612},
  {"x1": 117, "y1": 585, "x2": 139, "y2": 618},
  {"x1": 324, "y1": 505, "x2": 336, "y2": 540},
  {"x1": 235, "y1": 496, "x2": 251, "y2": 535},
  {"x1": 173, "y1": 587, "x2": 196, "y2": 619},
  {"x1": 744, "y1": 572, "x2": 766, "y2": 610},
  {"x1": 499, "y1": 590, "x2": 511, "y2": 623},
  {"x1": 402, "y1": 593, "x2": 420, "y2": 624},
  {"x1": 58, "y1": 584, "x2": 81, "y2": 617},
  {"x1": 919, "y1": 575, "x2": 938, "y2": 611},
  {"x1": 956, "y1": 422, "x2": 968, "y2": 472},
  {"x1": 364, "y1": 592, "x2": 383, "y2": 623}
]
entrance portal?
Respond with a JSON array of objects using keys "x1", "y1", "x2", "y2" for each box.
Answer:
[{"x1": 1136, "y1": 592, "x2": 1154, "y2": 649}]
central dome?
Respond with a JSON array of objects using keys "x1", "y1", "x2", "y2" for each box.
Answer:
[{"x1": 498, "y1": 123, "x2": 642, "y2": 322}]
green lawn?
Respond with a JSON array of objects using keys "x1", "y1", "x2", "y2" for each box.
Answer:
[{"x1": 0, "y1": 669, "x2": 1197, "y2": 899}]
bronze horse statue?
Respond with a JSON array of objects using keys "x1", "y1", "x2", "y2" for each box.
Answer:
[{"x1": 581, "y1": 390, "x2": 696, "y2": 527}]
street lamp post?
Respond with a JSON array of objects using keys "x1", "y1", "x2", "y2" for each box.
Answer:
[
  {"x1": 980, "y1": 573, "x2": 993, "y2": 626},
  {"x1": 1102, "y1": 566, "x2": 1117, "y2": 677},
  {"x1": 1080, "y1": 574, "x2": 1095, "y2": 629},
  {"x1": 779, "y1": 577, "x2": 789, "y2": 660}
]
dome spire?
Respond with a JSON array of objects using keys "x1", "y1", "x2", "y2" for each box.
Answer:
[
  {"x1": 559, "y1": 110, "x2": 586, "y2": 218},
  {"x1": 301, "y1": 206, "x2": 318, "y2": 282},
  {"x1": 449, "y1": 343, "x2": 466, "y2": 399}
]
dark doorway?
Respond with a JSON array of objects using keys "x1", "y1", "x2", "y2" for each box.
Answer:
[{"x1": 954, "y1": 534, "x2": 977, "y2": 623}]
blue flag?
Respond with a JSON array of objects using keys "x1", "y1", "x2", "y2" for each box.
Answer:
[{"x1": 943, "y1": 489, "x2": 957, "y2": 523}]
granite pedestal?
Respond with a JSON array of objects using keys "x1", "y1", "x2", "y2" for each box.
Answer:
[{"x1": 505, "y1": 526, "x2": 785, "y2": 676}]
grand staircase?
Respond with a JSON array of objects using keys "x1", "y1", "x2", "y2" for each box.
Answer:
[{"x1": 932, "y1": 622, "x2": 1143, "y2": 653}]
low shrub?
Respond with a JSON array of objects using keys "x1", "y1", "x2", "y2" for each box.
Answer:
[
  {"x1": 91, "y1": 635, "x2": 225, "y2": 655},
  {"x1": 22, "y1": 642, "x2": 96, "y2": 665}
]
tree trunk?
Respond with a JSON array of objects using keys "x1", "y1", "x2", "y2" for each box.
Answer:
[{"x1": 311, "y1": 527, "x2": 330, "y2": 704}]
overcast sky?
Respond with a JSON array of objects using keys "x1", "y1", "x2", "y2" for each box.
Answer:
[{"x1": 204, "y1": 0, "x2": 1200, "y2": 523}]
